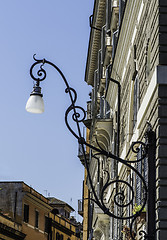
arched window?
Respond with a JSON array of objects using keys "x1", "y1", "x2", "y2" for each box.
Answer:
[
  {"x1": 56, "y1": 232, "x2": 60, "y2": 240},
  {"x1": 60, "y1": 234, "x2": 63, "y2": 240}
]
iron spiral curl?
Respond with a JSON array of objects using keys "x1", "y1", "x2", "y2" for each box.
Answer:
[{"x1": 30, "y1": 54, "x2": 47, "y2": 82}]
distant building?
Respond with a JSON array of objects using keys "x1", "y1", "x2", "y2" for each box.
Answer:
[
  {"x1": 48, "y1": 197, "x2": 75, "y2": 219},
  {"x1": 0, "y1": 181, "x2": 81, "y2": 240},
  {"x1": 0, "y1": 212, "x2": 26, "y2": 240},
  {"x1": 48, "y1": 197, "x2": 82, "y2": 240}
]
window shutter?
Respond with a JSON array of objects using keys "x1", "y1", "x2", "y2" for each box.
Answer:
[
  {"x1": 144, "y1": 156, "x2": 148, "y2": 183},
  {"x1": 111, "y1": 146, "x2": 115, "y2": 179},
  {"x1": 91, "y1": 71, "x2": 98, "y2": 119},
  {"x1": 91, "y1": 88, "x2": 95, "y2": 118},
  {"x1": 136, "y1": 146, "x2": 142, "y2": 205},
  {"x1": 111, "y1": 130, "x2": 118, "y2": 179},
  {"x1": 133, "y1": 78, "x2": 137, "y2": 128},
  {"x1": 105, "y1": 99, "x2": 110, "y2": 118},
  {"x1": 106, "y1": 67, "x2": 109, "y2": 91},
  {"x1": 88, "y1": 203, "x2": 94, "y2": 233},
  {"x1": 133, "y1": 74, "x2": 139, "y2": 129},
  {"x1": 100, "y1": 96, "x2": 104, "y2": 118},
  {"x1": 119, "y1": 0, "x2": 126, "y2": 26},
  {"x1": 126, "y1": 173, "x2": 131, "y2": 226},
  {"x1": 136, "y1": 75, "x2": 140, "y2": 110},
  {"x1": 106, "y1": 64, "x2": 112, "y2": 91},
  {"x1": 101, "y1": 25, "x2": 106, "y2": 64},
  {"x1": 132, "y1": 171, "x2": 136, "y2": 208},
  {"x1": 113, "y1": 204, "x2": 118, "y2": 239},
  {"x1": 94, "y1": 69, "x2": 99, "y2": 92},
  {"x1": 106, "y1": 0, "x2": 112, "y2": 33},
  {"x1": 112, "y1": 30, "x2": 118, "y2": 59},
  {"x1": 98, "y1": 50, "x2": 102, "y2": 86}
]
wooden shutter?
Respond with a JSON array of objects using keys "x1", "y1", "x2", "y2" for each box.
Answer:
[
  {"x1": 106, "y1": 0, "x2": 112, "y2": 33},
  {"x1": 111, "y1": 130, "x2": 118, "y2": 179},
  {"x1": 112, "y1": 30, "x2": 118, "y2": 59},
  {"x1": 126, "y1": 173, "x2": 131, "y2": 226},
  {"x1": 136, "y1": 146, "x2": 142, "y2": 205},
  {"x1": 113, "y1": 204, "x2": 118, "y2": 239},
  {"x1": 91, "y1": 88, "x2": 95, "y2": 118},
  {"x1": 98, "y1": 50, "x2": 102, "y2": 86},
  {"x1": 119, "y1": 0, "x2": 126, "y2": 26},
  {"x1": 101, "y1": 25, "x2": 106, "y2": 64},
  {"x1": 144, "y1": 156, "x2": 148, "y2": 183},
  {"x1": 100, "y1": 96, "x2": 105, "y2": 119},
  {"x1": 118, "y1": 189, "x2": 124, "y2": 239},
  {"x1": 105, "y1": 99, "x2": 110, "y2": 118},
  {"x1": 88, "y1": 203, "x2": 94, "y2": 234},
  {"x1": 133, "y1": 74, "x2": 139, "y2": 129}
]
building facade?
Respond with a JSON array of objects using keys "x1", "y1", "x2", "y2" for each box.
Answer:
[
  {"x1": 0, "y1": 182, "x2": 81, "y2": 240},
  {"x1": 80, "y1": 0, "x2": 167, "y2": 239}
]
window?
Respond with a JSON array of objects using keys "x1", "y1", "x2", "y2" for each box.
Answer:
[
  {"x1": 133, "y1": 74, "x2": 140, "y2": 129},
  {"x1": 45, "y1": 216, "x2": 52, "y2": 233},
  {"x1": 23, "y1": 204, "x2": 29, "y2": 223},
  {"x1": 35, "y1": 210, "x2": 39, "y2": 228}
]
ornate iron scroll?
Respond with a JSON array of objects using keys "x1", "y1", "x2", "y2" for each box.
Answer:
[{"x1": 29, "y1": 56, "x2": 155, "y2": 240}]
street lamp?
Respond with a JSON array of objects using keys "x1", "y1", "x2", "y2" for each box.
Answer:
[
  {"x1": 26, "y1": 55, "x2": 156, "y2": 240},
  {"x1": 25, "y1": 85, "x2": 44, "y2": 113}
]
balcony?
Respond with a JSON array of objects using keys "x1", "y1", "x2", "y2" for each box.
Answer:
[
  {"x1": 78, "y1": 199, "x2": 83, "y2": 217},
  {"x1": 83, "y1": 101, "x2": 92, "y2": 129},
  {"x1": 78, "y1": 143, "x2": 89, "y2": 166}
]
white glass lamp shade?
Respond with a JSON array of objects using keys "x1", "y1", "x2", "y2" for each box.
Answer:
[{"x1": 25, "y1": 95, "x2": 44, "y2": 113}]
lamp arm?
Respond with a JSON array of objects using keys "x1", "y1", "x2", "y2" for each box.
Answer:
[
  {"x1": 30, "y1": 55, "x2": 85, "y2": 140},
  {"x1": 29, "y1": 56, "x2": 155, "y2": 239}
]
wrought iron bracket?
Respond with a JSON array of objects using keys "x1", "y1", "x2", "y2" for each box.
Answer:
[{"x1": 28, "y1": 56, "x2": 156, "y2": 240}]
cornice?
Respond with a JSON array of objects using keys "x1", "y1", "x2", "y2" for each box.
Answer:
[{"x1": 85, "y1": 0, "x2": 106, "y2": 86}]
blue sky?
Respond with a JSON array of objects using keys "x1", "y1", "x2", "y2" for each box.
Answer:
[{"x1": 0, "y1": 0, "x2": 93, "y2": 221}]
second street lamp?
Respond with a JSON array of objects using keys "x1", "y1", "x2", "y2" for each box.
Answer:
[{"x1": 26, "y1": 55, "x2": 156, "y2": 240}]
